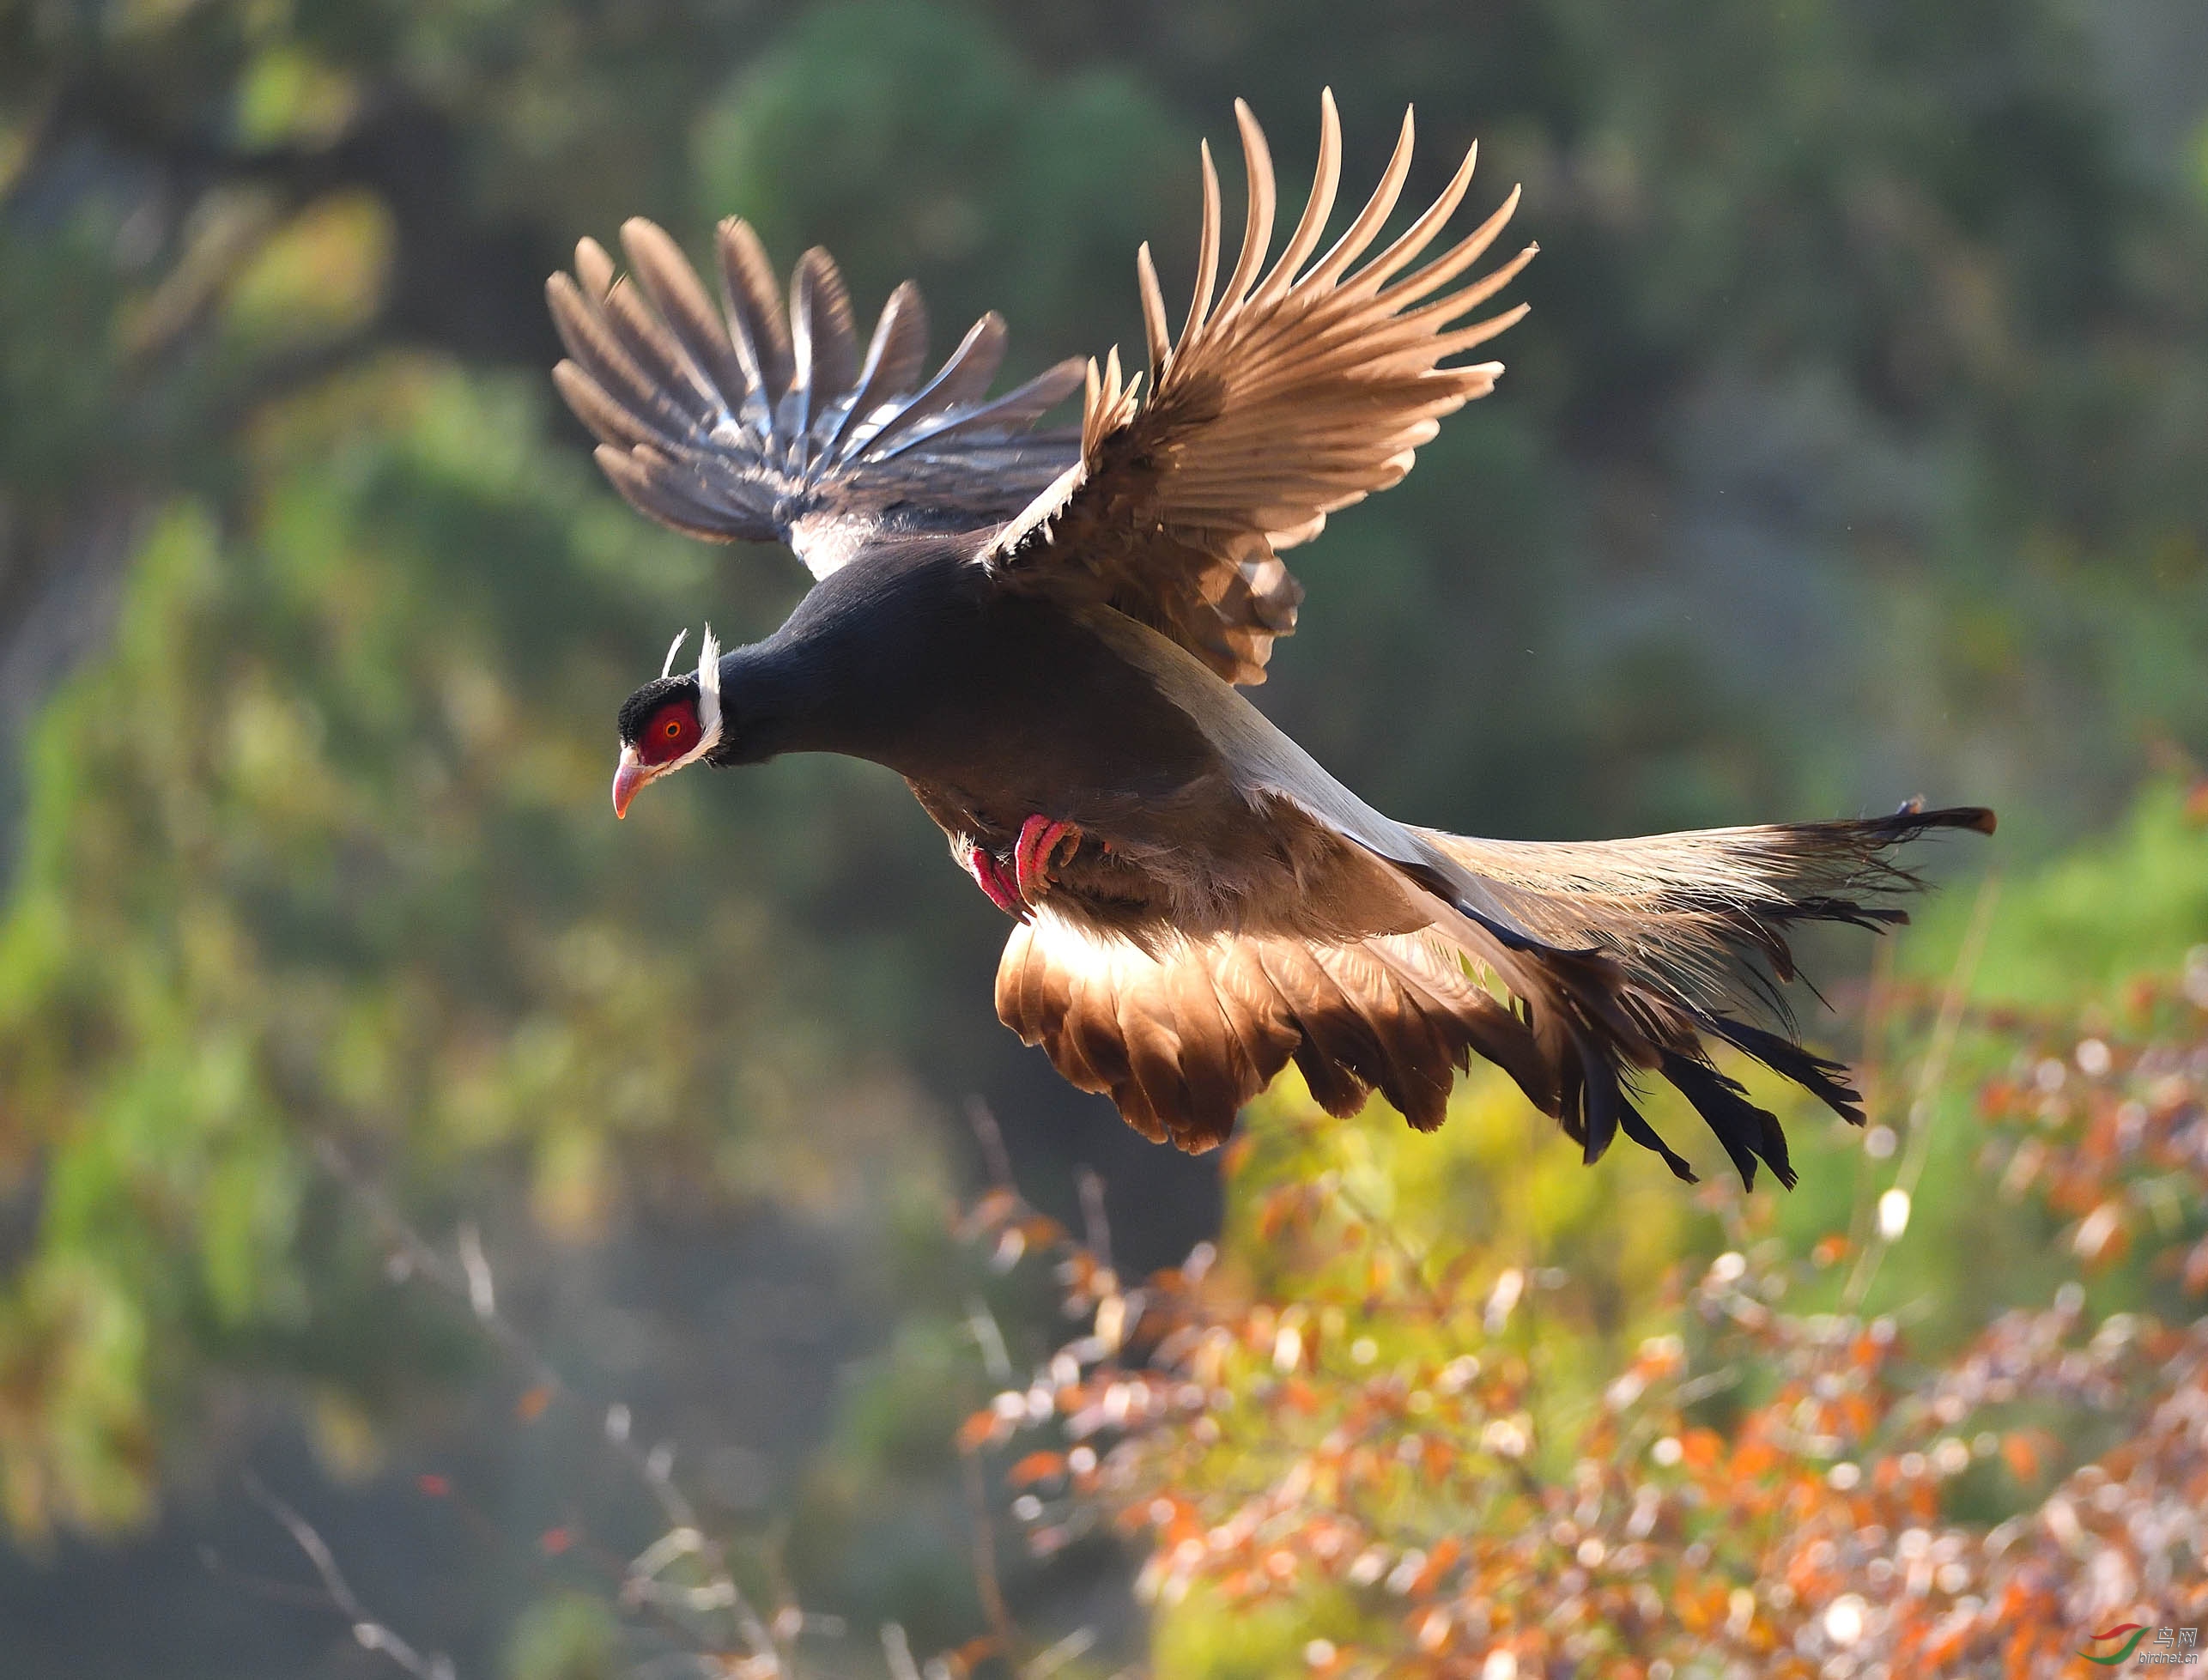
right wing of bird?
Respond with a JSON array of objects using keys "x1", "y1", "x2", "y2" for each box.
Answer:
[
  {"x1": 549, "y1": 220, "x2": 1086, "y2": 579},
  {"x1": 997, "y1": 912, "x2": 1550, "y2": 1154},
  {"x1": 985, "y1": 92, "x2": 1536, "y2": 683}
]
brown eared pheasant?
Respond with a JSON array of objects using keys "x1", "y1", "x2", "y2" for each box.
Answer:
[{"x1": 551, "y1": 93, "x2": 1993, "y2": 1186}]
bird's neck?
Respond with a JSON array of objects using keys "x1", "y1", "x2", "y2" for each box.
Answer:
[
  {"x1": 709, "y1": 544, "x2": 978, "y2": 768},
  {"x1": 707, "y1": 637, "x2": 831, "y2": 765}
]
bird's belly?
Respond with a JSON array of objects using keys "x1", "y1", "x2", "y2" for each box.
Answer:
[{"x1": 916, "y1": 767, "x2": 1423, "y2": 949}]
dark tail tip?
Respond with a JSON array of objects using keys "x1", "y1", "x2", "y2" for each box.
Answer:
[
  {"x1": 1898, "y1": 799, "x2": 1996, "y2": 836},
  {"x1": 1947, "y1": 805, "x2": 1998, "y2": 835}
]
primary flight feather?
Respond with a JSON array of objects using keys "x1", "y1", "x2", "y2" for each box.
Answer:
[{"x1": 555, "y1": 92, "x2": 1993, "y2": 1186}]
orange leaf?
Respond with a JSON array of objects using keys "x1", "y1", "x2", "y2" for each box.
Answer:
[
  {"x1": 1680, "y1": 1428, "x2": 1725, "y2": 1469},
  {"x1": 1732, "y1": 1439, "x2": 1777, "y2": 1478},
  {"x1": 1008, "y1": 1451, "x2": 1067, "y2": 1489},
  {"x1": 951, "y1": 1635, "x2": 1001, "y2": 1671}
]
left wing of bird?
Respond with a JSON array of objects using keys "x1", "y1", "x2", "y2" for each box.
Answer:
[{"x1": 549, "y1": 220, "x2": 1085, "y2": 579}]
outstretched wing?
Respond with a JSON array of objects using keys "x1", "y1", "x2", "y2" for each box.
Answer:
[
  {"x1": 987, "y1": 92, "x2": 1536, "y2": 683},
  {"x1": 549, "y1": 220, "x2": 1086, "y2": 579},
  {"x1": 997, "y1": 913, "x2": 1551, "y2": 1155}
]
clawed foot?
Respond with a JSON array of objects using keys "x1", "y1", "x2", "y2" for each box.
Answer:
[
  {"x1": 961, "y1": 841, "x2": 1027, "y2": 919},
  {"x1": 961, "y1": 816, "x2": 1086, "y2": 920},
  {"x1": 1013, "y1": 816, "x2": 1082, "y2": 907}
]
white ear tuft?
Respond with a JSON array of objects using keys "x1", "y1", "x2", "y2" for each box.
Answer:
[
  {"x1": 662, "y1": 628, "x2": 689, "y2": 678},
  {"x1": 695, "y1": 624, "x2": 723, "y2": 735}
]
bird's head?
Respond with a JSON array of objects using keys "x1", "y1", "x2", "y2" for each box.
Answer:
[{"x1": 611, "y1": 627, "x2": 724, "y2": 818}]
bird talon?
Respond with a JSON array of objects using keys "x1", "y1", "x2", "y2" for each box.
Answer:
[
  {"x1": 963, "y1": 841, "x2": 1028, "y2": 919},
  {"x1": 1014, "y1": 816, "x2": 1082, "y2": 907}
]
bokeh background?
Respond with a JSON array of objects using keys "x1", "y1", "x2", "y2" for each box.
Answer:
[{"x1": 2, "y1": 0, "x2": 2206, "y2": 1674}]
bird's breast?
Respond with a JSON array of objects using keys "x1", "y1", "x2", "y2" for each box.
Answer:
[{"x1": 787, "y1": 560, "x2": 1223, "y2": 819}]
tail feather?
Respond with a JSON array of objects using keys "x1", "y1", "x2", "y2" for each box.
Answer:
[
  {"x1": 1662, "y1": 1052, "x2": 1797, "y2": 1190},
  {"x1": 1617, "y1": 1098, "x2": 1697, "y2": 1183},
  {"x1": 1420, "y1": 804, "x2": 1993, "y2": 1021},
  {"x1": 1704, "y1": 1016, "x2": 1866, "y2": 1126},
  {"x1": 1411, "y1": 803, "x2": 1993, "y2": 1186}
]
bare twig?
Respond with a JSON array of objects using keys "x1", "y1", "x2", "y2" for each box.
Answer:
[
  {"x1": 311, "y1": 1137, "x2": 786, "y2": 1674},
  {"x1": 966, "y1": 1096, "x2": 1016, "y2": 1190},
  {"x1": 243, "y1": 1473, "x2": 458, "y2": 1680},
  {"x1": 456, "y1": 1220, "x2": 496, "y2": 1319},
  {"x1": 881, "y1": 1623, "x2": 925, "y2": 1680},
  {"x1": 960, "y1": 1446, "x2": 1017, "y2": 1663},
  {"x1": 966, "y1": 1295, "x2": 1014, "y2": 1382},
  {"x1": 1074, "y1": 1168, "x2": 1113, "y2": 1276},
  {"x1": 1022, "y1": 1627, "x2": 1097, "y2": 1677},
  {"x1": 195, "y1": 1542, "x2": 356, "y2": 1610},
  {"x1": 313, "y1": 1138, "x2": 556, "y2": 1386}
]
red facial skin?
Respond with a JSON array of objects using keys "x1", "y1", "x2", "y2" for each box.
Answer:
[
  {"x1": 636, "y1": 697, "x2": 702, "y2": 766},
  {"x1": 612, "y1": 696, "x2": 703, "y2": 817}
]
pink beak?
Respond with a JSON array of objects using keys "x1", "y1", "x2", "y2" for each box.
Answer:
[{"x1": 611, "y1": 746, "x2": 646, "y2": 819}]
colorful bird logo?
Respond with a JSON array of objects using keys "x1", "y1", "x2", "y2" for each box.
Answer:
[{"x1": 2079, "y1": 1624, "x2": 2148, "y2": 1665}]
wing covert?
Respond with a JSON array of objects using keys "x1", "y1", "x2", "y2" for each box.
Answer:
[{"x1": 550, "y1": 219, "x2": 1085, "y2": 579}]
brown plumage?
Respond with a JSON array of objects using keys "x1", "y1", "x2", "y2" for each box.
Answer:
[{"x1": 557, "y1": 93, "x2": 1994, "y2": 1186}]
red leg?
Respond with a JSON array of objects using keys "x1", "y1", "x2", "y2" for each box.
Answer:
[
  {"x1": 1013, "y1": 816, "x2": 1082, "y2": 907},
  {"x1": 962, "y1": 841, "x2": 1028, "y2": 919}
]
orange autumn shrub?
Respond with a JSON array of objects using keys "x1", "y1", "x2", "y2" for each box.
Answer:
[{"x1": 960, "y1": 950, "x2": 2208, "y2": 1678}]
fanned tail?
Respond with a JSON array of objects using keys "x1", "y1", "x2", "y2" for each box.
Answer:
[{"x1": 1414, "y1": 803, "x2": 1996, "y2": 1187}]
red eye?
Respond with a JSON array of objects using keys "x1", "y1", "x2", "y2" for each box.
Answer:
[{"x1": 638, "y1": 699, "x2": 700, "y2": 766}]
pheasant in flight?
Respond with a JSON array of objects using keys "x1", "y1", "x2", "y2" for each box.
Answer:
[{"x1": 550, "y1": 94, "x2": 1992, "y2": 1186}]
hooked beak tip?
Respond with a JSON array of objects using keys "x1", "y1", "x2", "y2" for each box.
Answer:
[{"x1": 612, "y1": 748, "x2": 646, "y2": 820}]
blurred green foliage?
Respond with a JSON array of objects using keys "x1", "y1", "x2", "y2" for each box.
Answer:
[
  {"x1": 1912, "y1": 778, "x2": 2208, "y2": 1004},
  {"x1": 1, "y1": 0, "x2": 2206, "y2": 1672},
  {"x1": 504, "y1": 1590, "x2": 618, "y2": 1680},
  {"x1": 0, "y1": 359, "x2": 846, "y2": 1531}
]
